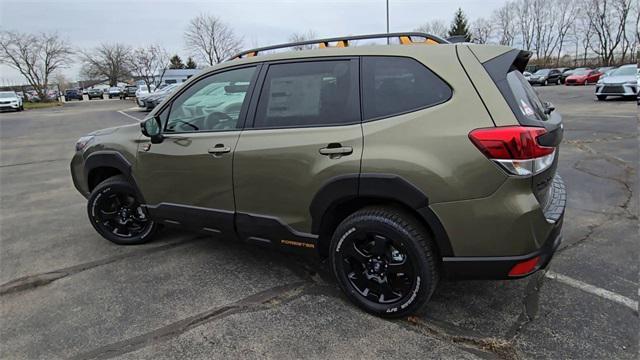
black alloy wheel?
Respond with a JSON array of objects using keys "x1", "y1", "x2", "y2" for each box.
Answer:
[
  {"x1": 331, "y1": 207, "x2": 438, "y2": 318},
  {"x1": 88, "y1": 176, "x2": 157, "y2": 245}
]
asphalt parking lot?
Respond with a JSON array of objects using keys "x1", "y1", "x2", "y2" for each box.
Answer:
[{"x1": 0, "y1": 87, "x2": 638, "y2": 359}]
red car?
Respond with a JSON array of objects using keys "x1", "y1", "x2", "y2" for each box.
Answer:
[{"x1": 565, "y1": 69, "x2": 602, "y2": 85}]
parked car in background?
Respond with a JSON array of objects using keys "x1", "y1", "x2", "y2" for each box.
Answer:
[
  {"x1": 143, "y1": 83, "x2": 180, "y2": 111},
  {"x1": 523, "y1": 71, "x2": 532, "y2": 81},
  {"x1": 565, "y1": 69, "x2": 601, "y2": 85},
  {"x1": 107, "y1": 87, "x2": 122, "y2": 99},
  {"x1": 135, "y1": 84, "x2": 155, "y2": 106},
  {"x1": 0, "y1": 91, "x2": 24, "y2": 111},
  {"x1": 87, "y1": 88, "x2": 104, "y2": 100},
  {"x1": 595, "y1": 64, "x2": 638, "y2": 101},
  {"x1": 560, "y1": 68, "x2": 575, "y2": 84},
  {"x1": 82, "y1": 88, "x2": 88, "y2": 95},
  {"x1": 120, "y1": 85, "x2": 138, "y2": 99},
  {"x1": 64, "y1": 89, "x2": 83, "y2": 101},
  {"x1": 596, "y1": 66, "x2": 614, "y2": 75},
  {"x1": 528, "y1": 68, "x2": 562, "y2": 85}
]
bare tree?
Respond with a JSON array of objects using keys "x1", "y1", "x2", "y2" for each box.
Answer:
[
  {"x1": 585, "y1": 0, "x2": 632, "y2": 65},
  {"x1": 289, "y1": 30, "x2": 318, "y2": 50},
  {"x1": 0, "y1": 31, "x2": 73, "y2": 99},
  {"x1": 493, "y1": 1, "x2": 517, "y2": 46},
  {"x1": 553, "y1": 0, "x2": 577, "y2": 65},
  {"x1": 128, "y1": 45, "x2": 169, "y2": 92},
  {"x1": 184, "y1": 13, "x2": 243, "y2": 65},
  {"x1": 516, "y1": 0, "x2": 536, "y2": 50},
  {"x1": 81, "y1": 43, "x2": 131, "y2": 86},
  {"x1": 472, "y1": 17, "x2": 494, "y2": 43},
  {"x1": 414, "y1": 20, "x2": 448, "y2": 38}
]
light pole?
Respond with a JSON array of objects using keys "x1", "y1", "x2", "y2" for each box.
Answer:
[{"x1": 386, "y1": 0, "x2": 389, "y2": 44}]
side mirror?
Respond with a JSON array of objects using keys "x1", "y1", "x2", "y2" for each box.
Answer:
[{"x1": 141, "y1": 116, "x2": 164, "y2": 144}]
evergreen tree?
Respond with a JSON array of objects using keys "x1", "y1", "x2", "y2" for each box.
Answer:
[
  {"x1": 169, "y1": 55, "x2": 185, "y2": 69},
  {"x1": 448, "y1": 8, "x2": 472, "y2": 42},
  {"x1": 185, "y1": 57, "x2": 197, "y2": 69}
]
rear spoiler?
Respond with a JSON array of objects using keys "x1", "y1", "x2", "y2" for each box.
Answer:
[{"x1": 512, "y1": 50, "x2": 531, "y2": 73}]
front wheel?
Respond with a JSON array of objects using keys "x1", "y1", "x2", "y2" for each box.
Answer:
[
  {"x1": 597, "y1": 95, "x2": 607, "y2": 101},
  {"x1": 330, "y1": 207, "x2": 439, "y2": 318},
  {"x1": 87, "y1": 175, "x2": 158, "y2": 245}
]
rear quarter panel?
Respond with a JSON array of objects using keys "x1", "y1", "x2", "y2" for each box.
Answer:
[{"x1": 360, "y1": 45, "x2": 506, "y2": 204}]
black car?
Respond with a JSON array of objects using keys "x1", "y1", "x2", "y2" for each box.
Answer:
[
  {"x1": 64, "y1": 89, "x2": 83, "y2": 101},
  {"x1": 120, "y1": 85, "x2": 138, "y2": 99},
  {"x1": 87, "y1": 88, "x2": 103, "y2": 100},
  {"x1": 528, "y1": 68, "x2": 562, "y2": 86}
]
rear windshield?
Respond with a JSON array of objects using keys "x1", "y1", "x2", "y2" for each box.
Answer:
[{"x1": 506, "y1": 71, "x2": 547, "y2": 121}]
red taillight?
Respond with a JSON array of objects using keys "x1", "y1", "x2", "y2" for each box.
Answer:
[
  {"x1": 508, "y1": 256, "x2": 540, "y2": 277},
  {"x1": 469, "y1": 126, "x2": 554, "y2": 160},
  {"x1": 469, "y1": 126, "x2": 556, "y2": 176}
]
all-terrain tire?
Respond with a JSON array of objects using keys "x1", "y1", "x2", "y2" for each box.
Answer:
[
  {"x1": 330, "y1": 206, "x2": 439, "y2": 318},
  {"x1": 87, "y1": 175, "x2": 158, "y2": 245}
]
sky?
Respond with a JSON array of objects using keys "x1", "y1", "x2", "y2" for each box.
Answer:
[{"x1": 0, "y1": 0, "x2": 509, "y2": 84}]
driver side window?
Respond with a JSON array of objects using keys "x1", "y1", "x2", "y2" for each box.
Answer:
[{"x1": 164, "y1": 66, "x2": 257, "y2": 133}]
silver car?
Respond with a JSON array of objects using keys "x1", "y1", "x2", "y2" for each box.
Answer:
[{"x1": 595, "y1": 64, "x2": 638, "y2": 101}]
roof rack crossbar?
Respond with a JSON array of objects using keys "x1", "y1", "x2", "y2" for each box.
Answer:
[{"x1": 228, "y1": 32, "x2": 449, "y2": 61}]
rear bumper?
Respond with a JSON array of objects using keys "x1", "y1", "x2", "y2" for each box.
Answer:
[
  {"x1": 439, "y1": 175, "x2": 566, "y2": 280},
  {"x1": 441, "y1": 217, "x2": 562, "y2": 280}
]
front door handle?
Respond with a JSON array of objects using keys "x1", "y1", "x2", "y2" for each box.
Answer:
[
  {"x1": 319, "y1": 144, "x2": 353, "y2": 157},
  {"x1": 208, "y1": 144, "x2": 231, "y2": 155}
]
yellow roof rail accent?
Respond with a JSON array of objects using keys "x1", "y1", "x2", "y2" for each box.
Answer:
[{"x1": 230, "y1": 32, "x2": 449, "y2": 61}]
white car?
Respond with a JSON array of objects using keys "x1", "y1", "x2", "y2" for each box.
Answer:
[
  {"x1": 595, "y1": 64, "x2": 638, "y2": 101},
  {"x1": 0, "y1": 91, "x2": 24, "y2": 112},
  {"x1": 135, "y1": 84, "x2": 156, "y2": 106}
]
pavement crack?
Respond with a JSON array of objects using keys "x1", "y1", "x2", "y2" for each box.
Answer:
[
  {"x1": 68, "y1": 281, "x2": 310, "y2": 360},
  {"x1": 0, "y1": 237, "x2": 206, "y2": 296},
  {"x1": 401, "y1": 316, "x2": 520, "y2": 360},
  {"x1": 0, "y1": 158, "x2": 67, "y2": 168}
]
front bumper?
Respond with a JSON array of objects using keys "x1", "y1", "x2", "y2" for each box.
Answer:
[
  {"x1": 595, "y1": 83, "x2": 638, "y2": 96},
  {"x1": 0, "y1": 103, "x2": 19, "y2": 110}
]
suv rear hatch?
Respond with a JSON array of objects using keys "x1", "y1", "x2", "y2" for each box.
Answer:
[{"x1": 468, "y1": 48, "x2": 564, "y2": 222}]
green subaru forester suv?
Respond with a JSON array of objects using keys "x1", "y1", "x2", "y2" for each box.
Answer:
[{"x1": 71, "y1": 33, "x2": 565, "y2": 317}]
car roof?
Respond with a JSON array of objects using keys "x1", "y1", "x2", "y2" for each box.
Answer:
[{"x1": 204, "y1": 43, "x2": 511, "y2": 73}]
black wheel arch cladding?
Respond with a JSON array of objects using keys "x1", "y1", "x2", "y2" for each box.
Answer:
[{"x1": 310, "y1": 173, "x2": 454, "y2": 257}]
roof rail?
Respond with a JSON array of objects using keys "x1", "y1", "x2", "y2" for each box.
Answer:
[{"x1": 228, "y1": 32, "x2": 449, "y2": 61}]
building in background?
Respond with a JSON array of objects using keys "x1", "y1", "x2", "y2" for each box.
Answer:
[{"x1": 154, "y1": 69, "x2": 201, "y2": 86}]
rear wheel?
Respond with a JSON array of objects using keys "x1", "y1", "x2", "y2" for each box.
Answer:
[
  {"x1": 330, "y1": 207, "x2": 439, "y2": 318},
  {"x1": 87, "y1": 175, "x2": 157, "y2": 245}
]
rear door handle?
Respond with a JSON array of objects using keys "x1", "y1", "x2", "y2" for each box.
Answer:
[
  {"x1": 208, "y1": 144, "x2": 231, "y2": 155},
  {"x1": 319, "y1": 145, "x2": 353, "y2": 156}
]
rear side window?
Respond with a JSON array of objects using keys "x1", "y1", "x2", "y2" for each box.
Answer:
[
  {"x1": 506, "y1": 71, "x2": 547, "y2": 121},
  {"x1": 253, "y1": 60, "x2": 359, "y2": 128},
  {"x1": 361, "y1": 56, "x2": 452, "y2": 120}
]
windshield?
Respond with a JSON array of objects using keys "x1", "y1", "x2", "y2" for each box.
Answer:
[
  {"x1": 0, "y1": 93, "x2": 15, "y2": 98},
  {"x1": 534, "y1": 69, "x2": 550, "y2": 75},
  {"x1": 610, "y1": 66, "x2": 637, "y2": 76}
]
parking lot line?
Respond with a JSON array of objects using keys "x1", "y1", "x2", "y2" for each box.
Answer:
[
  {"x1": 117, "y1": 110, "x2": 143, "y2": 122},
  {"x1": 546, "y1": 270, "x2": 638, "y2": 312}
]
